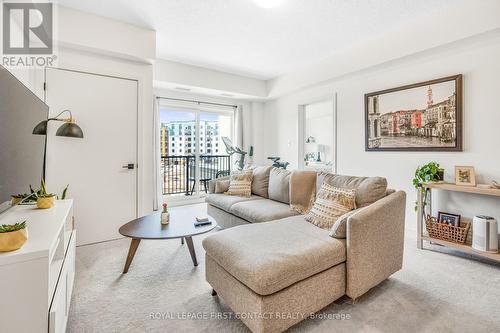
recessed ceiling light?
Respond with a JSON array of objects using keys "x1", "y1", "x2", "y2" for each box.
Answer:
[
  {"x1": 221, "y1": 93, "x2": 234, "y2": 97},
  {"x1": 254, "y1": 0, "x2": 285, "y2": 9},
  {"x1": 174, "y1": 87, "x2": 191, "y2": 92}
]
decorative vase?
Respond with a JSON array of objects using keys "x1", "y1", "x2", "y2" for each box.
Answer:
[
  {"x1": 37, "y1": 196, "x2": 55, "y2": 209},
  {"x1": 161, "y1": 212, "x2": 170, "y2": 225},
  {"x1": 0, "y1": 228, "x2": 28, "y2": 252},
  {"x1": 161, "y1": 203, "x2": 169, "y2": 225}
]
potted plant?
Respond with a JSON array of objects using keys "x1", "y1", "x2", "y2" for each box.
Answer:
[
  {"x1": 412, "y1": 161, "x2": 445, "y2": 216},
  {"x1": 0, "y1": 221, "x2": 27, "y2": 252},
  {"x1": 10, "y1": 193, "x2": 30, "y2": 206},
  {"x1": 36, "y1": 179, "x2": 56, "y2": 209}
]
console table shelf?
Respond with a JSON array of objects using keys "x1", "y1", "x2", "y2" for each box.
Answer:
[
  {"x1": 421, "y1": 236, "x2": 500, "y2": 263},
  {"x1": 424, "y1": 182, "x2": 500, "y2": 197},
  {"x1": 417, "y1": 183, "x2": 500, "y2": 264}
]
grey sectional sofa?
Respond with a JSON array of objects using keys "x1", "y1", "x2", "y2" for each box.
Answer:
[{"x1": 203, "y1": 167, "x2": 406, "y2": 333}]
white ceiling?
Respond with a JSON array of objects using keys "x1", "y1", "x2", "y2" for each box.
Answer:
[{"x1": 57, "y1": 0, "x2": 465, "y2": 80}]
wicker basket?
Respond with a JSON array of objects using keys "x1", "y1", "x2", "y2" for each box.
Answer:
[{"x1": 425, "y1": 215, "x2": 470, "y2": 244}]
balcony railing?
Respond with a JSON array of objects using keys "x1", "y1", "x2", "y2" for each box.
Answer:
[{"x1": 161, "y1": 155, "x2": 231, "y2": 195}]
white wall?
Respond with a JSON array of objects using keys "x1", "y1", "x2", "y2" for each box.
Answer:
[
  {"x1": 263, "y1": 30, "x2": 500, "y2": 229},
  {"x1": 247, "y1": 101, "x2": 266, "y2": 165},
  {"x1": 154, "y1": 59, "x2": 267, "y2": 98},
  {"x1": 57, "y1": 6, "x2": 155, "y2": 63},
  {"x1": 267, "y1": 1, "x2": 500, "y2": 98}
]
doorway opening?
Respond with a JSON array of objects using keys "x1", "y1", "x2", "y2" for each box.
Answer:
[{"x1": 298, "y1": 95, "x2": 337, "y2": 173}]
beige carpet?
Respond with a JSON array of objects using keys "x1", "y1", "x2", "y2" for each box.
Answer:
[{"x1": 68, "y1": 204, "x2": 500, "y2": 332}]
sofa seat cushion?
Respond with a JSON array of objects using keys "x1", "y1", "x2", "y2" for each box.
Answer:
[
  {"x1": 206, "y1": 193, "x2": 261, "y2": 212},
  {"x1": 230, "y1": 199, "x2": 300, "y2": 223},
  {"x1": 202, "y1": 216, "x2": 346, "y2": 295}
]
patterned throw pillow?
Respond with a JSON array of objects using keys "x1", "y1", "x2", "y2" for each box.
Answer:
[
  {"x1": 225, "y1": 171, "x2": 253, "y2": 197},
  {"x1": 305, "y1": 183, "x2": 356, "y2": 230}
]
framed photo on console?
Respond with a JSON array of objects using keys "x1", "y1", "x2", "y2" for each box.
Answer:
[
  {"x1": 455, "y1": 166, "x2": 476, "y2": 186},
  {"x1": 365, "y1": 74, "x2": 463, "y2": 151},
  {"x1": 438, "y1": 211, "x2": 461, "y2": 227}
]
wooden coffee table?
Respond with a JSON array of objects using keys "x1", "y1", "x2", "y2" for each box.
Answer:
[{"x1": 118, "y1": 208, "x2": 217, "y2": 273}]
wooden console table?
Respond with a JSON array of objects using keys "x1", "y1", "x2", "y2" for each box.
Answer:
[{"x1": 417, "y1": 182, "x2": 500, "y2": 263}]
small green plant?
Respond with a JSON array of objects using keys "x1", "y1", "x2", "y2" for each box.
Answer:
[
  {"x1": 412, "y1": 162, "x2": 443, "y2": 188},
  {"x1": 11, "y1": 193, "x2": 30, "y2": 199},
  {"x1": 29, "y1": 183, "x2": 69, "y2": 200},
  {"x1": 30, "y1": 184, "x2": 37, "y2": 195},
  {"x1": 412, "y1": 162, "x2": 444, "y2": 215},
  {"x1": 0, "y1": 221, "x2": 26, "y2": 233},
  {"x1": 60, "y1": 184, "x2": 69, "y2": 200},
  {"x1": 38, "y1": 178, "x2": 56, "y2": 198},
  {"x1": 29, "y1": 184, "x2": 42, "y2": 198}
]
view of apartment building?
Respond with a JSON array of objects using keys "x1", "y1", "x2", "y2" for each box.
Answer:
[{"x1": 160, "y1": 121, "x2": 221, "y2": 156}]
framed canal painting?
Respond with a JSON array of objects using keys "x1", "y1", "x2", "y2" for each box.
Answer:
[{"x1": 365, "y1": 74, "x2": 462, "y2": 151}]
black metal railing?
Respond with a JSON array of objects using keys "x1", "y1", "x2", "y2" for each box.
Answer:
[{"x1": 161, "y1": 155, "x2": 231, "y2": 195}]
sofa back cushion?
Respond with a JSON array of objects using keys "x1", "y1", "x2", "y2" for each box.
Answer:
[
  {"x1": 317, "y1": 172, "x2": 387, "y2": 208},
  {"x1": 250, "y1": 165, "x2": 272, "y2": 198},
  {"x1": 268, "y1": 167, "x2": 291, "y2": 204},
  {"x1": 214, "y1": 179, "x2": 230, "y2": 193}
]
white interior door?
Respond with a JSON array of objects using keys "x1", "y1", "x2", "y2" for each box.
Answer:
[{"x1": 45, "y1": 68, "x2": 138, "y2": 245}]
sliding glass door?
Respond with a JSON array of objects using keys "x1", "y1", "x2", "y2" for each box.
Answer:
[
  {"x1": 159, "y1": 100, "x2": 234, "y2": 201},
  {"x1": 160, "y1": 108, "x2": 197, "y2": 196}
]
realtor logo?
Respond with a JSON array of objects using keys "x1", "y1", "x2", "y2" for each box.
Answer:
[
  {"x1": 1, "y1": 2, "x2": 56, "y2": 68},
  {"x1": 3, "y1": 2, "x2": 53, "y2": 54}
]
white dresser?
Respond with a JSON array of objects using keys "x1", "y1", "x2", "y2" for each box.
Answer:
[{"x1": 0, "y1": 200, "x2": 75, "y2": 333}]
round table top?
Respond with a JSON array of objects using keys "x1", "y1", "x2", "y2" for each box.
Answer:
[{"x1": 119, "y1": 209, "x2": 217, "y2": 240}]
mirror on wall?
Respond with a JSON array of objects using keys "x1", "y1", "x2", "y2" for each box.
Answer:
[{"x1": 298, "y1": 97, "x2": 336, "y2": 172}]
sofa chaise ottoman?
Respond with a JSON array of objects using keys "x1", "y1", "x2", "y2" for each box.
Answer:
[{"x1": 202, "y1": 169, "x2": 406, "y2": 333}]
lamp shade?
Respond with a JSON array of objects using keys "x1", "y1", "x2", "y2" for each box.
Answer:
[
  {"x1": 32, "y1": 120, "x2": 48, "y2": 135},
  {"x1": 56, "y1": 122, "x2": 84, "y2": 138}
]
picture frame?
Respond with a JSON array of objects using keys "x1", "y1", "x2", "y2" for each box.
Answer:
[
  {"x1": 365, "y1": 74, "x2": 462, "y2": 151},
  {"x1": 437, "y1": 211, "x2": 461, "y2": 227},
  {"x1": 455, "y1": 166, "x2": 476, "y2": 186}
]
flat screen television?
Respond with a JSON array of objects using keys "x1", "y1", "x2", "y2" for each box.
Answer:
[{"x1": 0, "y1": 65, "x2": 48, "y2": 214}]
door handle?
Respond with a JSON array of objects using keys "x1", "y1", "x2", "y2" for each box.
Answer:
[{"x1": 122, "y1": 163, "x2": 135, "y2": 170}]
